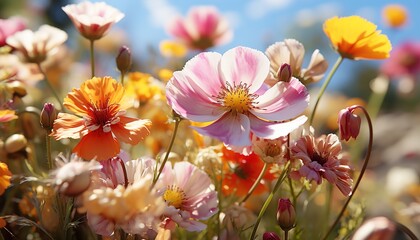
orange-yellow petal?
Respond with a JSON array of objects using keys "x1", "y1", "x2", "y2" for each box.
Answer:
[
  {"x1": 51, "y1": 113, "x2": 86, "y2": 140},
  {"x1": 112, "y1": 116, "x2": 151, "y2": 145},
  {"x1": 0, "y1": 109, "x2": 18, "y2": 122},
  {"x1": 323, "y1": 16, "x2": 392, "y2": 60},
  {"x1": 64, "y1": 77, "x2": 127, "y2": 115},
  {"x1": 0, "y1": 162, "x2": 12, "y2": 196},
  {"x1": 73, "y1": 130, "x2": 120, "y2": 160}
]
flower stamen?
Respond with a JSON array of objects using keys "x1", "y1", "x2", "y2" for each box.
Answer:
[
  {"x1": 216, "y1": 82, "x2": 258, "y2": 114},
  {"x1": 163, "y1": 185, "x2": 186, "y2": 209}
]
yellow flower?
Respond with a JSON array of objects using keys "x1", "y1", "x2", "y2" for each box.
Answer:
[
  {"x1": 125, "y1": 72, "x2": 164, "y2": 103},
  {"x1": 323, "y1": 16, "x2": 392, "y2": 60},
  {"x1": 158, "y1": 68, "x2": 173, "y2": 81},
  {"x1": 382, "y1": 4, "x2": 408, "y2": 28},
  {"x1": 159, "y1": 40, "x2": 187, "y2": 58},
  {"x1": 0, "y1": 162, "x2": 12, "y2": 195}
]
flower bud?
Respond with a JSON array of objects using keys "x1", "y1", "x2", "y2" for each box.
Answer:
[
  {"x1": 116, "y1": 45, "x2": 132, "y2": 73},
  {"x1": 40, "y1": 103, "x2": 58, "y2": 131},
  {"x1": 276, "y1": 198, "x2": 296, "y2": 231},
  {"x1": 277, "y1": 63, "x2": 292, "y2": 82},
  {"x1": 338, "y1": 106, "x2": 361, "y2": 141},
  {"x1": 263, "y1": 232, "x2": 281, "y2": 240},
  {"x1": 5, "y1": 134, "x2": 27, "y2": 153}
]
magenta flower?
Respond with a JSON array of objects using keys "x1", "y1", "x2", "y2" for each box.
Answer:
[
  {"x1": 0, "y1": 17, "x2": 26, "y2": 47},
  {"x1": 166, "y1": 46, "x2": 309, "y2": 148},
  {"x1": 381, "y1": 41, "x2": 420, "y2": 81},
  {"x1": 291, "y1": 134, "x2": 353, "y2": 196},
  {"x1": 167, "y1": 6, "x2": 232, "y2": 51},
  {"x1": 156, "y1": 161, "x2": 218, "y2": 231},
  {"x1": 62, "y1": 1, "x2": 124, "y2": 41}
]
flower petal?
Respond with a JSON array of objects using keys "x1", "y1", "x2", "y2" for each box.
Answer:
[
  {"x1": 73, "y1": 130, "x2": 120, "y2": 160},
  {"x1": 220, "y1": 46, "x2": 270, "y2": 93},
  {"x1": 112, "y1": 116, "x2": 151, "y2": 145},
  {"x1": 51, "y1": 113, "x2": 86, "y2": 140},
  {"x1": 192, "y1": 113, "x2": 251, "y2": 146},
  {"x1": 252, "y1": 78, "x2": 309, "y2": 121},
  {"x1": 250, "y1": 115, "x2": 307, "y2": 139}
]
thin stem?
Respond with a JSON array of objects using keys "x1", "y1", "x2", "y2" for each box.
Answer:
[
  {"x1": 284, "y1": 230, "x2": 289, "y2": 240},
  {"x1": 309, "y1": 56, "x2": 344, "y2": 126},
  {"x1": 36, "y1": 63, "x2": 64, "y2": 111},
  {"x1": 90, "y1": 40, "x2": 95, "y2": 78},
  {"x1": 116, "y1": 157, "x2": 129, "y2": 188},
  {"x1": 395, "y1": 221, "x2": 419, "y2": 240},
  {"x1": 121, "y1": 71, "x2": 126, "y2": 86},
  {"x1": 249, "y1": 162, "x2": 290, "y2": 240},
  {"x1": 46, "y1": 134, "x2": 52, "y2": 170},
  {"x1": 240, "y1": 162, "x2": 268, "y2": 204},
  {"x1": 288, "y1": 176, "x2": 296, "y2": 207},
  {"x1": 322, "y1": 106, "x2": 373, "y2": 240},
  {"x1": 153, "y1": 117, "x2": 181, "y2": 184}
]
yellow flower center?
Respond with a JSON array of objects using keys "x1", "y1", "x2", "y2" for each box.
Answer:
[
  {"x1": 217, "y1": 82, "x2": 258, "y2": 114},
  {"x1": 163, "y1": 185, "x2": 185, "y2": 209}
]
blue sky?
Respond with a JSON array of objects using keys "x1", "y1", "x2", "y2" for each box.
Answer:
[
  {"x1": 104, "y1": 0, "x2": 420, "y2": 52},
  {"x1": 77, "y1": 0, "x2": 420, "y2": 90}
]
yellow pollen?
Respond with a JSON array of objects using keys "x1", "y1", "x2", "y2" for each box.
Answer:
[
  {"x1": 163, "y1": 186, "x2": 185, "y2": 209},
  {"x1": 217, "y1": 82, "x2": 257, "y2": 114}
]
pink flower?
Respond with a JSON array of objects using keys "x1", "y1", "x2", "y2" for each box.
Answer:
[
  {"x1": 291, "y1": 134, "x2": 353, "y2": 196},
  {"x1": 6, "y1": 25, "x2": 67, "y2": 63},
  {"x1": 156, "y1": 161, "x2": 218, "y2": 231},
  {"x1": 62, "y1": 1, "x2": 124, "y2": 41},
  {"x1": 167, "y1": 6, "x2": 232, "y2": 51},
  {"x1": 166, "y1": 46, "x2": 309, "y2": 148},
  {"x1": 381, "y1": 41, "x2": 420, "y2": 81},
  {"x1": 338, "y1": 106, "x2": 361, "y2": 141},
  {"x1": 0, "y1": 17, "x2": 26, "y2": 47}
]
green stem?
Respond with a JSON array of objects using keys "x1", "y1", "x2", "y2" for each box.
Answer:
[
  {"x1": 322, "y1": 106, "x2": 373, "y2": 240},
  {"x1": 249, "y1": 162, "x2": 290, "y2": 240},
  {"x1": 36, "y1": 63, "x2": 64, "y2": 111},
  {"x1": 309, "y1": 56, "x2": 344, "y2": 126},
  {"x1": 121, "y1": 71, "x2": 126, "y2": 86},
  {"x1": 46, "y1": 134, "x2": 52, "y2": 170},
  {"x1": 367, "y1": 75, "x2": 390, "y2": 121},
  {"x1": 153, "y1": 117, "x2": 181, "y2": 184},
  {"x1": 288, "y1": 176, "x2": 297, "y2": 207},
  {"x1": 90, "y1": 40, "x2": 95, "y2": 78},
  {"x1": 240, "y1": 162, "x2": 268, "y2": 204}
]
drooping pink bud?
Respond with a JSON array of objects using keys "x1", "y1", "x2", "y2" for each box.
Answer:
[
  {"x1": 116, "y1": 45, "x2": 132, "y2": 73},
  {"x1": 277, "y1": 63, "x2": 292, "y2": 82},
  {"x1": 276, "y1": 198, "x2": 296, "y2": 231},
  {"x1": 263, "y1": 232, "x2": 281, "y2": 240},
  {"x1": 338, "y1": 106, "x2": 361, "y2": 141}
]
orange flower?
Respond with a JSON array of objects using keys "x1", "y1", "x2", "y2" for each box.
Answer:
[
  {"x1": 0, "y1": 162, "x2": 12, "y2": 195},
  {"x1": 0, "y1": 109, "x2": 17, "y2": 122},
  {"x1": 382, "y1": 4, "x2": 408, "y2": 28},
  {"x1": 323, "y1": 16, "x2": 392, "y2": 60},
  {"x1": 0, "y1": 217, "x2": 5, "y2": 228},
  {"x1": 51, "y1": 77, "x2": 151, "y2": 160},
  {"x1": 221, "y1": 146, "x2": 274, "y2": 196}
]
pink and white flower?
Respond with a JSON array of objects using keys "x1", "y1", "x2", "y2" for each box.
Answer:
[
  {"x1": 166, "y1": 46, "x2": 309, "y2": 148},
  {"x1": 0, "y1": 17, "x2": 26, "y2": 47},
  {"x1": 156, "y1": 161, "x2": 218, "y2": 231},
  {"x1": 62, "y1": 1, "x2": 124, "y2": 41},
  {"x1": 290, "y1": 134, "x2": 353, "y2": 196},
  {"x1": 167, "y1": 6, "x2": 232, "y2": 51},
  {"x1": 81, "y1": 157, "x2": 165, "y2": 237},
  {"x1": 265, "y1": 39, "x2": 328, "y2": 85},
  {"x1": 6, "y1": 25, "x2": 67, "y2": 63}
]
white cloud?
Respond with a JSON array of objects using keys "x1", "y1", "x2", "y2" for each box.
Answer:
[
  {"x1": 295, "y1": 3, "x2": 341, "y2": 27},
  {"x1": 246, "y1": 0, "x2": 292, "y2": 19},
  {"x1": 142, "y1": 0, "x2": 180, "y2": 28}
]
